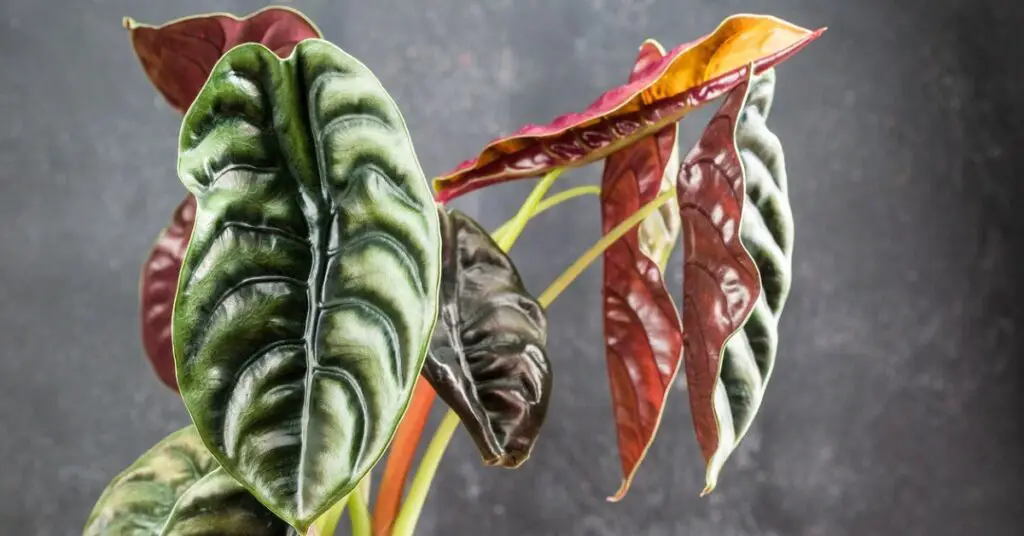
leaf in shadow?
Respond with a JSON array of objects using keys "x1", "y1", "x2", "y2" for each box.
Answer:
[
  {"x1": 434, "y1": 15, "x2": 823, "y2": 202},
  {"x1": 140, "y1": 195, "x2": 195, "y2": 392},
  {"x1": 84, "y1": 426, "x2": 297, "y2": 536},
  {"x1": 124, "y1": 7, "x2": 322, "y2": 112},
  {"x1": 421, "y1": 208, "x2": 552, "y2": 467},
  {"x1": 173, "y1": 40, "x2": 441, "y2": 530},
  {"x1": 599, "y1": 39, "x2": 685, "y2": 501},
  {"x1": 677, "y1": 67, "x2": 793, "y2": 494}
]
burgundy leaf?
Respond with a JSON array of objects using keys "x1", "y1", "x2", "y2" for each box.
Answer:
[
  {"x1": 677, "y1": 69, "x2": 764, "y2": 493},
  {"x1": 600, "y1": 40, "x2": 685, "y2": 501},
  {"x1": 434, "y1": 15, "x2": 823, "y2": 202},
  {"x1": 124, "y1": 7, "x2": 322, "y2": 112},
  {"x1": 140, "y1": 195, "x2": 195, "y2": 391}
]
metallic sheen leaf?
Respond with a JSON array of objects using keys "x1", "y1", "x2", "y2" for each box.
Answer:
[
  {"x1": 434, "y1": 15, "x2": 824, "y2": 202},
  {"x1": 172, "y1": 40, "x2": 442, "y2": 530},
  {"x1": 599, "y1": 40, "x2": 685, "y2": 501},
  {"x1": 421, "y1": 208, "x2": 552, "y2": 467},
  {"x1": 124, "y1": 7, "x2": 322, "y2": 113},
  {"x1": 677, "y1": 67, "x2": 791, "y2": 494},
  {"x1": 84, "y1": 426, "x2": 295, "y2": 536},
  {"x1": 140, "y1": 195, "x2": 195, "y2": 392}
]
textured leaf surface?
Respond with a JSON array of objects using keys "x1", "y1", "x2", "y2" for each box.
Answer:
[
  {"x1": 599, "y1": 40, "x2": 685, "y2": 501},
  {"x1": 84, "y1": 426, "x2": 295, "y2": 536},
  {"x1": 677, "y1": 68, "x2": 791, "y2": 494},
  {"x1": 140, "y1": 195, "x2": 195, "y2": 391},
  {"x1": 124, "y1": 7, "x2": 321, "y2": 112},
  {"x1": 434, "y1": 15, "x2": 823, "y2": 202},
  {"x1": 421, "y1": 208, "x2": 551, "y2": 467},
  {"x1": 173, "y1": 40, "x2": 441, "y2": 530}
]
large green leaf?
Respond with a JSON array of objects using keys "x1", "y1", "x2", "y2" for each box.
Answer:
[
  {"x1": 172, "y1": 40, "x2": 442, "y2": 530},
  {"x1": 422, "y1": 208, "x2": 552, "y2": 467},
  {"x1": 83, "y1": 426, "x2": 295, "y2": 536}
]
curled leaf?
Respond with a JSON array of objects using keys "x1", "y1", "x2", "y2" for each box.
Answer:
[
  {"x1": 434, "y1": 14, "x2": 824, "y2": 202},
  {"x1": 124, "y1": 7, "x2": 322, "y2": 112},
  {"x1": 677, "y1": 67, "x2": 792, "y2": 494},
  {"x1": 599, "y1": 40, "x2": 686, "y2": 501},
  {"x1": 84, "y1": 426, "x2": 295, "y2": 536},
  {"x1": 421, "y1": 208, "x2": 552, "y2": 467},
  {"x1": 140, "y1": 195, "x2": 195, "y2": 391},
  {"x1": 173, "y1": 40, "x2": 442, "y2": 530}
]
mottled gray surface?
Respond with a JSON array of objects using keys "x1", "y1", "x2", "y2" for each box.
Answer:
[{"x1": 1, "y1": 0, "x2": 1022, "y2": 534}]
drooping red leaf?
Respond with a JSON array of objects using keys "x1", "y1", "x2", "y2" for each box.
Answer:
[
  {"x1": 140, "y1": 195, "x2": 195, "y2": 391},
  {"x1": 677, "y1": 68, "x2": 764, "y2": 494},
  {"x1": 434, "y1": 15, "x2": 824, "y2": 202},
  {"x1": 600, "y1": 40, "x2": 685, "y2": 501},
  {"x1": 123, "y1": 7, "x2": 322, "y2": 112},
  {"x1": 372, "y1": 377, "x2": 436, "y2": 536}
]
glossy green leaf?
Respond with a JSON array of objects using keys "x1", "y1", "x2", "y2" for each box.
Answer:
[
  {"x1": 83, "y1": 426, "x2": 295, "y2": 536},
  {"x1": 421, "y1": 208, "x2": 552, "y2": 467},
  {"x1": 172, "y1": 40, "x2": 442, "y2": 530},
  {"x1": 678, "y1": 67, "x2": 793, "y2": 493}
]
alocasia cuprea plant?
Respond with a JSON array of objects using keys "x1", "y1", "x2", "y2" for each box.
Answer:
[{"x1": 87, "y1": 6, "x2": 822, "y2": 535}]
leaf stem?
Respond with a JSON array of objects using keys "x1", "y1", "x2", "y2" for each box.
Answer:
[
  {"x1": 371, "y1": 378, "x2": 436, "y2": 535},
  {"x1": 310, "y1": 496, "x2": 347, "y2": 536},
  {"x1": 347, "y1": 479, "x2": 373, "y2": 536},
  {"x1": 495, "y1": 168, "x2": 564, "y2": 251},
  {"x1": 492, "y1": 185, "x2": 601, "y2": 239},
  {"x1": 537, "y1": 188, "x2": 677, "y2": 308},
  {"x1": 389, "y1": 410, "x2": 462, "y2": 536}
]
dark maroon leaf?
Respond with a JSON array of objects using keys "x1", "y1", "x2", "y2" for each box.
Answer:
[
  {"x1": 140, "y1": 195, "x2": 195, "y2": 391},
  {"x1": 124, "y1": 7, "x2": 322, "y2": 112},
  {"x1": 422, "y1": 208, "x2": 552, "y2": 467}
]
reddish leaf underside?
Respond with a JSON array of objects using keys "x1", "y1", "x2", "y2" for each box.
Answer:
[
  {"x1": 434, "y1": 15, "x2": 824, "y2": 202},
  {"x1": 140, "y1": 195, "x2": 196, "y2": 392},
  {"x1": 676, "y1": 70, "x2": 761, "y2": 494},
  {"x1": 600, "y1": 40, "x2": 684, "y2": 501},
  {"x1": 124, "y1": 7, "x2": 322, "y2": 112}
]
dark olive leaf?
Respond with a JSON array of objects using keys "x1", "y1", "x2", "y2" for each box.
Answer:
[
  {"x1": 84, "y1": 426, "x2": 296, "y2": 536},
  {"x1": 421, "y1": 208, "x2": 551, "y2": 467},
  {"x1": 173, "y1": 40, "x2": 442, "y2": 530},
  {"x1": 599, "y1": 40, "x2": 685, "y2": 501},
  {"x1": 677, "y1": 67, "x2": 791, "y2": 494},
  {"x1": 140, "y1": 195, "x2": 195, "y2": 392},
  {"x1": 124, "y1": 7, "x2": 322, "y2": 113}
]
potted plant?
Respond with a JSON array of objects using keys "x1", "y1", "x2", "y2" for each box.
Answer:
[{"x1": 83, "y1": 7, "x2": 823, "y2": 535}]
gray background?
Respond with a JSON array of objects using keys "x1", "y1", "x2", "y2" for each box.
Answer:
[{"x1": 2, "y1": 0, "x2": 1021, "y2": 534}]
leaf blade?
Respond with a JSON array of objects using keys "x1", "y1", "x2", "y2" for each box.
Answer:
[
  {"x1": 421, "y1": 208, "x2": 552, "y2": 467},
  {"x1": 599, "y1": 40, "x2": 686, "y2": 501},
  {"x1": 83, "y1": 427, "x2": 294, "y2": 536},
  {"x1": 677, "y1": 67, "x2": 791, "y2": 494},
  {"x1": 434, "y1": 15, "x2": 823, "y2": 202},
  {"x1": 173, "y1": 40, "x2": 442, "y2": 530},
  {"x1": 140, "y1": 195, "x2": 196, "y2": 392},
  {"x1": 124, "y1": 7, "x2": 322, "y2": 112}
]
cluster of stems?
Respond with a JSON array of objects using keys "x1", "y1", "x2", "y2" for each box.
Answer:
[{"x1": 313, "y1": 167, "x2": 676, "y2": 536}]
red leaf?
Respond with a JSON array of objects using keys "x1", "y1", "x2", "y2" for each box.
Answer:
[
  {"x1": 434, "y1": 15, "x2": 823, "y2": 203},
  {"x1": 676, "y1": 70, "x2": 762, "y2": 493},
  {"x1": 140, "y1": 195, "x2": 196, "y2": 391},
  {"x1": 600, "y1": 40, "x2": 684, "y2": 501},
  {"x1": 124, "y1": 7, "x2": 322, "y2": 113}
]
